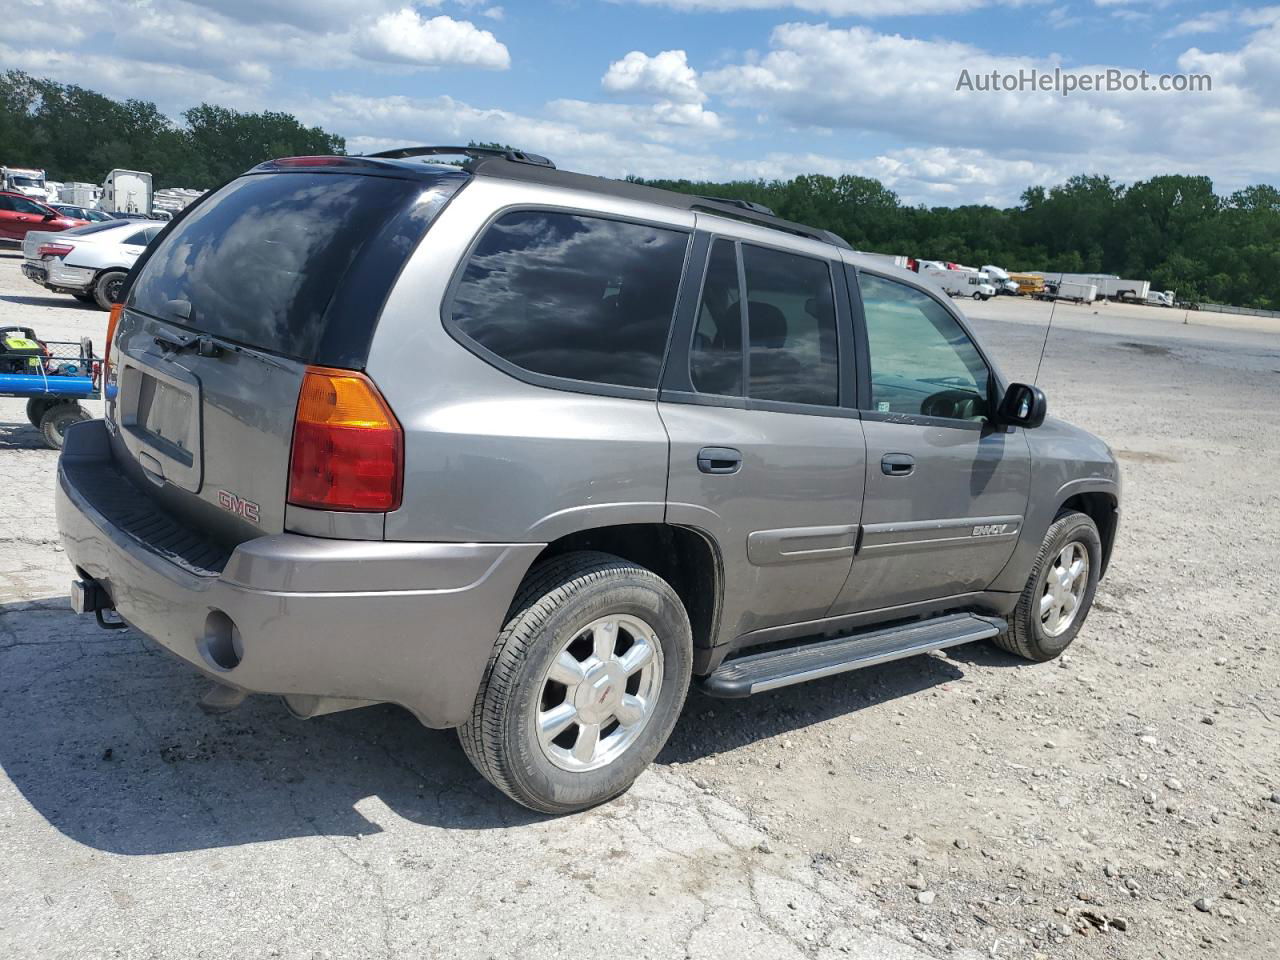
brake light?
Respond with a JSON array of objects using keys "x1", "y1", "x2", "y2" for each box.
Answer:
[
  {"x1": 103, "y1": 303, "x2": 122, "y2": 393},
  {"x1": 269, "y1": 156, "x2": 369, "y2": 167},
  {"x1": 37, "y1": 242, "x2": 74, "y2": 258},
  {"x1": 287, "y1": 366, "x2": 403, "y2": 512}
]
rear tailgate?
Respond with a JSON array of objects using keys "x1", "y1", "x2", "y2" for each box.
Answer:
[{"x1": 105, "y1": 167, "x2": 464, "y2": 548}]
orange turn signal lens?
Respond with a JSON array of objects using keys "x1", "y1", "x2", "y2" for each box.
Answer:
[{"x1": 288, "y1": 366, "x2": 403, "y2": 512}]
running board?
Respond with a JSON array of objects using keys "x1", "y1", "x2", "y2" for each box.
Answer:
[{"x1": 700, "y1": 612, "x2": 1006, "y2": 698}]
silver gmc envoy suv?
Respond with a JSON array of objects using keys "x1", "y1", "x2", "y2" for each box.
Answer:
[{"x1": 57, "y1": 147, "x2": 1120, "y2": 813}]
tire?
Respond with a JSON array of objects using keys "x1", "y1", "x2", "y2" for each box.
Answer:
[
  {"x1": 26, "y1": 397, "x2": 54, "y2": 427},
  {"x1": 995, "y1": 510, "x2": 1102, "y2": 662},
  {"x1": 72, "y1": 292, "x2": 95, "y2": 304},
  {"x1": 92, "y1": 270, "x2": 128, "y2": 311},
  {"x1": 39, "y1": 402, "x2": 91, "y2": 450},
  {"x1": 972, "y1": 292, "x2": 982, "y2": 300},
  {"x1": 459, "y1": 550, "x2": 693, "y2": 814}
]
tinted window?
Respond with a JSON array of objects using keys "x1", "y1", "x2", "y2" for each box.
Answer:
[
  {"x1": 62, "y1": 221, "x2": 128, "y2": 237},
  {"x1": 124, "y1": 229, "x2": 155, "y2": 246},
  {"x1": 743, "y1": 245, "x2": 838, "y2": 406},
  {"x1": 2, "y1": 195, "x2": 50, "y2": 215},
  {"x1": 129, "y1": 172, "x2": 450, "y2": 359},
  {"x1": 859, "y1": 273, "x2": 991, "y2": 421},
  {"x1": 451, "y1": 211, "x2": 688, "y2": 390},
  {"x1": 690, "y1": 239, "x2": 743, "y2": 396}
]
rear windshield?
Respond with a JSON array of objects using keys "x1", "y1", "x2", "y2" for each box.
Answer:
[
  {"x1": 129, "y1": 172, "x2": 457, "y2": 361},
  {"x1": 63, "y1": 221, "x2": 131, "y2": 237}
]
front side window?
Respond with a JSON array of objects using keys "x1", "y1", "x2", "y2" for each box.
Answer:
[
  {"x1": 859, "y1": 272, "x2": 991, "y2": 421},
  {"x1": 450, "y1": 211, "x2": 689, "y2": 390},
  {"x1": 743, "y1": 245, "x2": 839, "y2": 406}
]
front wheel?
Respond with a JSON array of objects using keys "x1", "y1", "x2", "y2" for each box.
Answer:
[
  {"x1": 995, "y1": 510, "x2": 1101, "y2": 661},
  {"x1": 459, "y1": 551, "x2": 692, "y2": 814}
]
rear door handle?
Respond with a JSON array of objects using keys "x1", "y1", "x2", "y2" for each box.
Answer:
[
  {"x1": 698, "y1": 446, "x2": 742, "y2": 475},
  {"x1": 881, "y1": 453, "x2": 915, "y2": 476}
]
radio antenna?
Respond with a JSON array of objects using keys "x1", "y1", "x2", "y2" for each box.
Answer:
[{"x1": 1033, "y1": 294, "x2": 1059, "y2": 386}]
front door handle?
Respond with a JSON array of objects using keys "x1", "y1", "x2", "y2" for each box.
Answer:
[
  {"x1": 881, "y1": 453, "x2": 915, "y2": 476},
  {"x1": 698, "y1": 446, "x2": 742, "y2": 475}
]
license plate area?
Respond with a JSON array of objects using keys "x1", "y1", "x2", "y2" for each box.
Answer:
[{"x1": 117, "y1": 356, "x2": 203, "y2": 492}]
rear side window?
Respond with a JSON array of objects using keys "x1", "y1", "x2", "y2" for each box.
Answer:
[
  {"x1": 743, "y1": 245, "x2": 839, "y2": 406},
  {"x1": 690, "y1": 239, "x2": 743, "y2": 396},
  {"x1": 449, "y1": 211, "x2": 689, "y2": 391},
  {"x1": 129, "y1": 172, "x2": 454, "y2": 361},
  {"x1": 62, "y1": 221, "x2": 128, "y2": 237}
]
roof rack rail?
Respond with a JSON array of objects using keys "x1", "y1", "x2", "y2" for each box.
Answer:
[
  {"x1": 697, "y1": 195, "x2": 776, "y2": 217},
  {"x1": 364, "y1": 145, "x2": 556, "y2": 169}
]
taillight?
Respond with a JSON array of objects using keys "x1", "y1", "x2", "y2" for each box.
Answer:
[
  {"x1": 103, "y1": 303, "x2": 122, "y2": 393},
  {"x1": 287, "y1": 366, "x2": 403, "y2": 512},
  {"x1": 38, "y1": 242, "x2": 74, "y2": 258}
]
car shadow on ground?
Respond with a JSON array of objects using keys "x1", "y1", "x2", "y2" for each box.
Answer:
[
  {"x1": 0, "y1": 596, "x2": 1005, "y2": 855},
  {"x1": 0, "y1": 422, "x2": 52, "y2": 449},
  {"x1": 0, "y1": 292, "x2": 94, "y2": 309}
]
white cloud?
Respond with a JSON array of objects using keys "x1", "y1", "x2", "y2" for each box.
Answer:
[
  {"x1": 623, "y1": 0, "x2": 995, "y2": 15},
  {"x1": 358, "y1": 10, "x2": 510, "y2": 69},
  {"x1": 1162, "y1": 9, "x2": 1234, "y2": 37},
  {"x1": 700, "y1": 19, "x2": 1280, "y2": 186},
  {"x1": 602, "y1": 50, "x2": 705, "y2": 103}
]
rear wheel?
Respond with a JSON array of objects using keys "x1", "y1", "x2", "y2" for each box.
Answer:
[
  {"x1": 26, "y1": 397, "x2": 54, "y2": 427},
  {"x1": 995, "y1": 510, "x2": 1101, "y2": 661},
  {"x1": 39, "y1": 402, "x2": 90, "y2": 450},
  {"x1": 92, "y1": 270, "x2": 128, "y2": 311},
  {"x1": 459, "y1": 551, "x2": 692, "y2": 814}
]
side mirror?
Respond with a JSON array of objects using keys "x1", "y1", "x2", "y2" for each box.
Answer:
[
  {"x1": 42, "y1": 212, "x2": 56, "y2": 221},
  {"x1": 997, "y1": 382, "x2": 1047, "y2": 428}
]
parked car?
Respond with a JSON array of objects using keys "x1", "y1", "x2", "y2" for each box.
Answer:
[
  {"x1": 50, "y1": 203, "x2": 114, "y2": 223},
  {"x1": 21, "y1": 220, "x2": 162, "y2": 309},
  {"x1": 0, "y1": 191, "x2": 86, "y2": 243},
  {"x1": 56, "y1": 148, "x2": 1121, "y2": 814}
]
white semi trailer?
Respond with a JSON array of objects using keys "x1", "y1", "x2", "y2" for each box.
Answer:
[
  {"x1": 101, "y1": 169, "x2": 153, "y2": 215},
  {"x1": 1042, "y1": 273, "x2": 1149, "y2": 301}
]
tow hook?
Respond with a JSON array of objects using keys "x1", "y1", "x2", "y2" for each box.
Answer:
[{"x1": 71, "y1": 578, "x2": 128, "y2": 629}]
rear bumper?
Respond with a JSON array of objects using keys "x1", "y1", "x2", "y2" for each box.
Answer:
[
  {"x1": 56, "y1": 420, "x2": 543, "y2": 727},
  {"x1": 22, "y1": 259, "x2": 93, "y2": 293}
]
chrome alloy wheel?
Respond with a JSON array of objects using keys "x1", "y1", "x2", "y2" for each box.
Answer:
[
  {"x1": 535, "y1": 615, "x2": 664, "y2": 773},
  {"x1": 1040, "y1": 541, "x2": 1089, "y2": 638}
]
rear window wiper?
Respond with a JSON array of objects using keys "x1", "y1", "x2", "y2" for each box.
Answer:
[{"x1": 154, "y1": 323, "x2": 221, "y2": 358}]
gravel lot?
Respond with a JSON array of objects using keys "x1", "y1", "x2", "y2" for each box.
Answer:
[{"x1": 2, "y1": 247, "x2": 1278, "y2": 959}]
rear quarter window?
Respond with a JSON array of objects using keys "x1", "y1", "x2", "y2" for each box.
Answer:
[
  {"x1": 448, "y1": 210, "x2": 690, "y2": 391},
  {"x1": 128, "y1": 172, "x2": 457, "y2": 361}
]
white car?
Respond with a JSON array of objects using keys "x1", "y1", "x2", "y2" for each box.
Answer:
[{"x1": 21, "y1": 220, "x2": 162, "y2": 309}]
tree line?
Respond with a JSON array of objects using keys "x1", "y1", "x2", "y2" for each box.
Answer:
[
  {"x1": 4, "y1": 70, "x2": 1277, "y2": 307},
  {"x1": 0, "y1": 71, "x2": 342, "y2": 192},
  {"x1": 637, "y1": 173, "x2": 1280, "y2": 308}
]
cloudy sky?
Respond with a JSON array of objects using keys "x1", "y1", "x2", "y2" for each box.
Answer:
[{"x1": 4, "y1": 0, "x2": 1279, "y2": 205}]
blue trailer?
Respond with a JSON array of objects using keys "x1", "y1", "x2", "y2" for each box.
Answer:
[{"x1": 1, "y1": 325, "x2": 98, "y2": 449}]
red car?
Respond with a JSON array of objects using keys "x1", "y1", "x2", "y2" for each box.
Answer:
[{"x1": 0, "y1": 191, "x2": 87, "y2": 243}]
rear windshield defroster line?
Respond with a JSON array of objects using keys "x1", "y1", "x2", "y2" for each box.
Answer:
[{"x1": 127, "y1": 171, "x2": 464, "y2": 367}]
